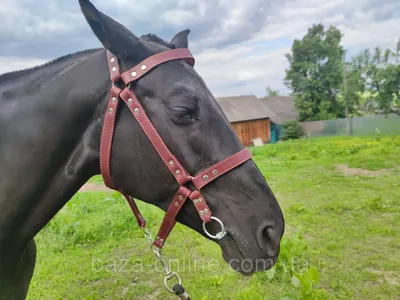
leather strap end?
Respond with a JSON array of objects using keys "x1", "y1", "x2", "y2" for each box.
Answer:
[{"x1": 122, "y1": 194, "x2": 146, "y2": 228}]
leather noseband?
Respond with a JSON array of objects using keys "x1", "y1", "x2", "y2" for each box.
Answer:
[{"x1": 99, "y1": 48, "x2": 252, "y2": 249}]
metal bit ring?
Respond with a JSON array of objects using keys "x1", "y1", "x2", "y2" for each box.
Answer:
[{"x1": 202, "y1": 216, "x2": 227, "y2": 240}]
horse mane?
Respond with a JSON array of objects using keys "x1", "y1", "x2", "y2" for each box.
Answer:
[
  {"x1": 0, "y1": 33, "x2": 172, "y2": 83},
  {"x1": 0, "y1": 48, "x2": 102, "y2": 83},
  {"x1": 140, "y1": 33, "x2": 175, "y2": 49}
]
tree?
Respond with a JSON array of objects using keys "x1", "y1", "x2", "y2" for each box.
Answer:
[
  {"x1": 336, "y1": 60, "x2": 365, "y2": 117},
  {"x1": 265, "y1": 86, "x2": 280, "y2": 97},
  {"x1": 284, "y1": 24, "x2": 346, "y2": 121},
  {"x1": 349, "y1": 40, "x2": 400, "y2": 116},
  {"x1": 281, "y1": 120, "x2": 305, "y2": 140}
]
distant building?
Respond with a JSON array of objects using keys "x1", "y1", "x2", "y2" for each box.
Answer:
[
  {"x1": 215, "y1": 95, "x2": 297, "y2": 145},
  {"x1": 261, "y1": 96, "x2": 298, "y2": 143}
]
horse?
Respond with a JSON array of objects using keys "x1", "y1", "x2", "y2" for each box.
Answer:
[{"x1": 0, "y1": 0, "x2": 285, "y2": 298}]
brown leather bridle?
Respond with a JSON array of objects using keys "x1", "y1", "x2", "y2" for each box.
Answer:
[{"x1": 99, "y1": 47, "x2": 252, "y2": 296}]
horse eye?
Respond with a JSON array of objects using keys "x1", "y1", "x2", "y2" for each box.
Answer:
[
  {"x1": 172, "y1": 106, "x2": 191, "y2": 116},
  {"x1": 168, "y1": 106, "x2": 199, "y2": 125}
]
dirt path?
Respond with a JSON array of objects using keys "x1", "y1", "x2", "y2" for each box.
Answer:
[
  {"x1": 78, "y1": 182, "x2": 110, "y2": 192},
  {"x1": 335, "y1": 164, "x2": 391, "y2": 176}
]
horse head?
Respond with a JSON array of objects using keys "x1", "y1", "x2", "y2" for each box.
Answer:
[{"x1": 78, "y1": 0, "x2": 284, "y2": 275}]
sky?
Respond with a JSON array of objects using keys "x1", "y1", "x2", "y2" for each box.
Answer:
[{"x1": 0, "y1": 0, "x2": 399, "y2": 98}]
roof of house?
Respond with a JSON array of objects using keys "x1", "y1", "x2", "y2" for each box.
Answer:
[
  {"x1": 215, "y1": 95, "x2": 275, "y2": 123},
  {"x1": 261, "y1": 96, "x2": 297, "y2": 124},
  {"x1": 215, "y1": 95, "x2": 297, "y2": 124}
]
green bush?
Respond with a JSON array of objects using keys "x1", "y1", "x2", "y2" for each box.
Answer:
[{"x1": 281, "y1": 120, "x2": 306, "y2": 141}]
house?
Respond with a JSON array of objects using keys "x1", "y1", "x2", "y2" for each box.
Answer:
[
  {"x1": 216, "y1": 95, "x2": 297, "y2": 145},
  {"x1": 215, "y1": 95, "x2": 275, "y2": 146}
]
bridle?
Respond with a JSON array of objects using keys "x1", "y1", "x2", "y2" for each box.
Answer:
[
  {"x1": 99, "y1": 47, "x2": 252, "y2": 298},
  {"x1": 100, "y1": 47, "x2": 252, "y2": 299}
]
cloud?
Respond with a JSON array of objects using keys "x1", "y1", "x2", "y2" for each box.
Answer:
[
  {"x1": 0, "y1": 0, "x2": 399, "y2": 98},
  {"x1": 195, "y1": 41, "x2": 289, "y2": 97},
  {"x1": 0, "y1": 56, "x2": 47, "y2": 75}
]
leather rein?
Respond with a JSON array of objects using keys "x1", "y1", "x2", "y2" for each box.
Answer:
[{"x1": 99, "y1": 48, "x2": 252, "y2": 297}]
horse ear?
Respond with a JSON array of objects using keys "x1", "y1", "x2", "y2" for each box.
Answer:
[
  {"x1": 78, "y1": 0, "x2": 150, "y2": 59},
  {"x1": 170, "y1": 29, "x2": 190, "y2": 48}
]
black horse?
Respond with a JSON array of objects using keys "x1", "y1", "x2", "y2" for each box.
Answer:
[{"x1": 0, "y1": 0, "x2": 284, "y2": 298}]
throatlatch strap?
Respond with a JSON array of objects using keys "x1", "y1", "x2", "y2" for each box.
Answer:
[{"x1": 99, "y1": 85, "x2": 121, "y2": 190}]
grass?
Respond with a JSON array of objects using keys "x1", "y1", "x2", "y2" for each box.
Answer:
[{"x1": 28, "y1": 135, "x2": 400, "y2": 299}]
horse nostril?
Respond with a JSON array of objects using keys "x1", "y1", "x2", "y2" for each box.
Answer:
[
  {"x1": 262, "y1": 227, "x2": 271, "y2": 244},
  {"x1": 257, "y1": 223, "x2": 281, "y2": 257}
]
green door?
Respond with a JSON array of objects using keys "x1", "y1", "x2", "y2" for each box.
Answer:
[{"x1": 271, "y1": 129, "x2": 277, "y2": 143}]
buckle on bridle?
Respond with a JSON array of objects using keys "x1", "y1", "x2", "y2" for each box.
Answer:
[{"x1": 202, "y1": 216, "x2": 227, "y2": 240}]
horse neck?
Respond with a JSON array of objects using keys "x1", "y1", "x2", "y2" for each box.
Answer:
[
  {"x1": 0, "y1": 48, "x2": 111, "y2": 247},
  {"x1": 31, "y1": 48, "x2": 111, "y2": 177}
]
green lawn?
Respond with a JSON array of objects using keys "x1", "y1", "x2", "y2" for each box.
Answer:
[{"x1": 28, "y1": 135, "x2": 400, "y2": 300}]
